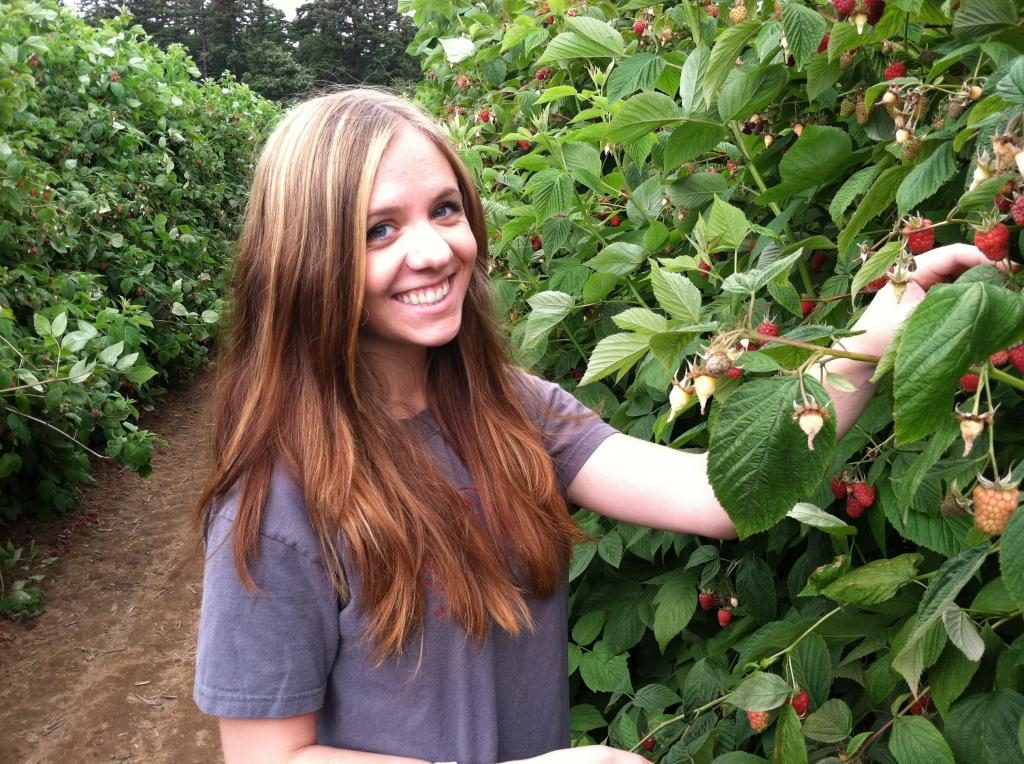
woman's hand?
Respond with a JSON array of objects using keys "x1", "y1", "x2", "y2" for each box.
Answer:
[{"x1": 849, "y1": 243, "x2": 996, "y2": 355}]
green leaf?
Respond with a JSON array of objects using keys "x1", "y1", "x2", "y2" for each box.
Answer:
[
  {"x1": 730, "y1": 672, "x2": 791, "y2": 711},
  {"x1": 995, "y1": 57, "x2": 1024, "y2": 104},
  {"x1": 606, "y1": 91, "x2": 683, "y2": 143},
  {"x1": 822, "y1": 553, "x2": 923, "y2": 605},
  {"x1": 526, "y1": 169, "x2": 575, "y2": 220},
  {"x1": 947, "y1": 690, "x2": 1024, "y2": 762},
  {"x1": 666, "y1": 172, "x2": 730, "y2": 208},
  {"x1": 896, "y1": 142, "x2": 958, "y2": 215},
  {"x1": 781, "y1": 2, "x2": 829, "y2": 69},
  {"x1": 98, "y1": 340, "x2": 125, "y2": 365},
  {"x1": 171, "y1": 301, "x2": 190, "y2": 317},
  {"x1": 50, "y1": 312, "x2": 67, "y2": 338},
  {"x1": 706, "y1": 196, "x2": 751, "y2": 251},
  {"x1": 893, "y1": 282, "x2": 1024, "y2": 445},
  {"x1": 890, "y1": 716, "x2": 955, "y2": 764},
  {"x1": 597, "y1": 529, "x2": 623, "y2": 567},
  {"x1": 791, "y1": 632, "x2": 832, "y2": 709},
  {"x1": 717, "y1": 64, "x2": 788, "y2": 122},
  {"x1": 578, "y1": 645, "x2": 632, "y2": 693},
  {"x1": 709, "y1": 377, "x2": 836, "y2": 537},
  {"x1": 971, "y1": 576, "x2": 1017, "y2": 614},
  {"x1": 829, "y1": 164, "x2": 883, "y2": 226},
  {"x1": 941, "y1": 603, "x2": 985, "y2": 661},
  {"x1": 537, "y1": 17, "x2": 625, "y2": 63},
  {"x1": 611, "y1": 307, "x2": 668, "y2": 334},
  {"x1": 837, "y1": 164, "x2": 913, "y2": 255},
  {"x1": 1000, "y1": 508, "x2": 1024, "y2": 611},
  {"x1": 124, "y1": 365, "x2": 157, "y2": 384},
  {"x1": 930, "y1": 641, "x2": 981, "y2": 715},
  {"x1": 802, "y1": 699, "x2": 852, "y2": 743},
  {"x1": 607, "y1": 53, "x2": 666, "y2": 103},
  {"x1": 587, "y1": 242, "x2": 648, "y2": 275},
  {"x1": 703, "y1": 19, "x2": 764, "y2": 108},
  {"x1": 570, "y1": 704, "x2": 606, "y2": 733},
  {"x1": 664, "y1": 121, "x2": 728, "y2": 167},
  {"x1": 737, "y1": 557, "x2": 777, "y2": 622},
  {"x1": 650, "y1": 264, "x2": 702, "y2": 323},
  {"x1": 651, "y1": 568, "x2": 697, "y2": 651},
  {"x1": 771, "y1": 705, "x2": 808, "y2": 764},
  {"x1": 786, "y1": 503, "x2": 856, "y2": 536},
  {"x1": 572, "y1": 610, "x2": 606, "y2": 645},
  {"x1": 580, "y1": 332, "x2": 650, "y2": 385},
  {"x1": 758, "y1": 126, "x2": 855, "y2": 205},
  {"x1": 523, "y1": 291, "x2": 575, "y2": 348},
  {"x1": 851, "y1": 241, "x2": 900, "y2": 299},
  {"x1": 806, "y1": 52, "x2": 842, "y2": 101},
  {"x1": 33, "y1": 312, "x2": 51, "y2": 338},
  {"x1": 633, "y1": 683, "x2": 682, "y2": 709},
  {"x1": 952, "y1": 0, "x2": 1019, "y2": 40},
  {"x1": 679, "y1": 46, "x2": 711, "y2": 117}
]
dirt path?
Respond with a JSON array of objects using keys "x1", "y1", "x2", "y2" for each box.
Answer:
[{"x1": 0, "y1": 375, "x2": 221, "y2": 763}]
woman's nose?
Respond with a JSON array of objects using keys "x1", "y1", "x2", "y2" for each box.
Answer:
[{"x1": 404, "y1": 222, "x2": 453, "y2": 269}]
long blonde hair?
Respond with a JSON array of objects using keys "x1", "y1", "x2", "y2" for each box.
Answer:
[{"x1": 196, "y1": 89, "x2": 585, "y2": 662}]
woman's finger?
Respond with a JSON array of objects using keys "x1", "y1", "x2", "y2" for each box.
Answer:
[{"x1": 909, "y1": 243, "x2": 991, "y2": 289}]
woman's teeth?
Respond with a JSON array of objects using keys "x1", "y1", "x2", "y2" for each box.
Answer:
[{"x1": 396, "y1": 278, "x2": 449, "y2": 306}]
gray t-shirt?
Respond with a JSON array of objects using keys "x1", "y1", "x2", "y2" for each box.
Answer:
[{"x1": 193, "y1": 373, "x2": 617, "y2": 762}]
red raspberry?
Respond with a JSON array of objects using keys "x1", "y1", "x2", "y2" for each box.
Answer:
[
  {"x1": 698, "y1": 592, "x2": 715, "y2": 611},
  {"x1": 717, "y1": 608, "x2": 733, "y2": 627},
  {"x1": 810, "y1": 252, "x2": 828, "y2": 273},
  {"x1": 817, "y1": 32, "x2": 830, "y2": 53},
  {"x1": 866, "y1": 275, "x2": 888, "y2": 292},
  {"x1": 698, "y1": 260, "x2": 711, "y2": 273},
  {"x1": 831, "y1": 476, "x2": 849, "y2": 500},
  {"x1": 727, "y1": 367, "x2": 743, "y2": 379},
  {"x1": 757, "y1": 320, "x2": 779, "y2": 338},
  {"x1": 747, "y1": 710, "x2": 771, "y2": 732},
  {"x1": 641, "y1": 738, "x2": 655, "y2": 751},
  {"x1": 633, "y1": 19, "x2": 647, "y2": 35},
  {"x1": 866, "y1": 0, "x2": 885, "y2": 24},
  {"x1": 706, "y1": 2, "x2": 719, "y2": 16},
  {"x1": 902, "y1": 217, "x2": 934, "y2": 254},
  {"x1": 800, "y1": 299, "x2": 815, "y2": 316},
  {"x1": 608, "y1": 215, "x2": 622, "y2": 227},
  {"x1": 991, "y1": 350, "x2": 1009, "y2": 366},
  {"x1": 787, "y1": 690, "x2": 810, "y2": 718},
  {"x1": 884, "y1": 62, "x2": 907, "y2": 80},
  {"x1": 960, "y1": 373, "x2": 980, "y2": 393},
  {"x1": 1012, "y1": 195, "x2": 1024, "y2": 226},
  {"x1": 832, "y1": 0, "x2": 855, "y2": 17},
  {"x1": 846, "y1": 494, "x2": 866, "y2": 518},
  {"x1": 478, "y1": 109, "x2": 491, "y2": 123},
  {"x1": 974, "y1": 220, "x2": 1010, "y2": 261},
  {"x1": 517, "y1": 139, "x2": 532, "y2": 151},
  {"x1": 851, "y1": 482, "x2": 876, "y2": 507},
  {"x1": 1008, "y1": 344, "x2": 1024, "y2": 373},
  {"x1": 909, "y1": 695, "x2": 931, "y2": 715}
]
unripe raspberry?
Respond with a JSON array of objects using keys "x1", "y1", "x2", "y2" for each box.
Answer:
[
  {"x1": 729, "y1": 2, "x2": 748, "y2": 23},
  {"x1": 747, "y1": 710, "x2": 770, "y2": 732},
  {"x1": 972, "y1": 476, "x2": 1019, "y2": 536},
  {"x1": 693, "y1": 373, "x2": 717, "y2": 415}
]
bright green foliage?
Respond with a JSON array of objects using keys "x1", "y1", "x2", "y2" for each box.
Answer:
[
  {"x1": 407, "y1": 0, "x2": 1024, "y2": 758},
  {"x1": 0, "y1": 1, "x2": 279, "y2": 520}
]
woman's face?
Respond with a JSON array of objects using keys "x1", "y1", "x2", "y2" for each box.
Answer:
[{"x1": 358, "y1": 125, "x2": 478, "y2": 367}]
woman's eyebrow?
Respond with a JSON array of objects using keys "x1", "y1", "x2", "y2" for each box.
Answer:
[{"x1": 368, "y1": 187, "x2": 462, "y2": 218}]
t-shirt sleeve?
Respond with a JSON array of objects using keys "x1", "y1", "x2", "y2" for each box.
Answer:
[
  {"x1": 193, "y1": 474, "x2": 340, "y2": 719},
  {"x1": 517, "y1": 372, "x2": 618, "y2": 490}
]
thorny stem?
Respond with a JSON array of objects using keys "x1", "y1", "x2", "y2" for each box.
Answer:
[
  {"x1": 629, "y1": 693, "x2": 732, "y2": 753},
  {"x1": 2, "y1": 405, "x2": 108, "y2": 460}
]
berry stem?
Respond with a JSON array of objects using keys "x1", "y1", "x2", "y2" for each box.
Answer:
[
  {"x1": 743, "y1": 331, "x2": 882, "y2": 363},
  {"x1": 2, "y1": 404, "x2": 108, "y2": 460},
  {"x1": 989, "y1": 366, "x2": 1024, "y2": 392},
  {"x1": 761, "y1": 606, "x2": 843, "y2": 666}
]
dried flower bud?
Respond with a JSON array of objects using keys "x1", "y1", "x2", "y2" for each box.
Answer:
[
  {"x1": 792, "y1": 400, "x2": 829, "y2": 450},
  {"x1": 705, "y1": 350, "x2": 733, "y2": 377}
]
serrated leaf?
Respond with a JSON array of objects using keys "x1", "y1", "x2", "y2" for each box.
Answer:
[
  {"x1": 526, "y1": 169, "x2": 575, "y2": 220},
  {"x1": 758, "y1": 126, "x2": 855, "y2": 205},
  {"x1": 829, "y1": 164, "x2": 882, "y2": 226},
  {"x1": 791, "y1": 632, "x2": 831, "y2": 710},
  {"x1": 572, "y1": 610, "x2": 606, "y2": 645},
  {"x1": 781, "y1": 2, "x2": 829, "y2": 70},
  {"x1": 851, "y1": 241, "x2": 900, "y2": 298},
  {"x1": 50, "y1": 312, "x2": 67, "y2": 338},
  {"x1": 941, "y1": 603, "x2": 985, "y2": 661},
  {"x1": 995, "y1": 57, "x2": 1024, "y2": 104},
  {"x1": 612, "y1": 307, "x2": 667, "y2": 334},
  {"x1": 664, "y1": 121, "x2": 728, "y2": 167},
  {"x1": 890, "y1": 717, "x2": 955, "y2": 764},
  {"x1": 171, "y1": 301, "x2": 190, "y2": 317},
  {"x1": 718, "y1": 64, "x2": 788, "y2": 122},
  {"x1": 679, "y1": 45, "x2": 711, "y2": 117},
  {"x1": 802, "y1": 699, "x2": 852, "y2": 743},
  {"x1": 707, "y1": 196, "x2": 750, "y2": 251},
  {"x1": 1000, "y1": 509, "x2": 1024, "y2": 611},
  {"x1": 651, "y1": 568, "x2": 697, "y2": 652},
  {"x1": 650, "y1": 264, "x2": 702, "y2": 323},
  {"x1": 971, "y1": 576, "x2": 1017, "y2": 614},
  {"x1": 597, "y1": 530, "x2": 623, "y2": 567},
  {"x1": 587, "y1": 242, "x2": 648, "y2": 276},
  {"x1": 633, "y1": 683, "x2": 681, "y2": 710},
  {"x1": 523, "y1": 291, "x2": 575, "y2": 348},
  {"x1": 534, "y1": 85, "x2": 578, "y2": 105},
  {"x1": 537, "y1": 17, "x2": 625, "y2": 63},
  {"x1": 930, "y1": 641, "x2": 981, "y2": 715},
  {"x1": 730, "y1": 672, "x2": 791, "y2": 711},
  {"x1": 786, "y1": 503, "x2": 856, "y2": 535},
  {"x1": 708, "y1": 377, "x2": 836, "y2": 537},
  {"x1": 33, "y1": 313, "x2": 51, "y2": 337},
  {"x1": 896, "y1": 142, "x2": 957, "y2": 215},
  {"x1": 946, "y1": 690, "x2": 1024, "y2": 762},
  {"x1": 837, "y1": 164, "x2": 912, "y2": 255},
  {"x1": 822, "y1": 553, "x2": 922, "y2": 605},
  {"x1": 570, "y1": 704, "x2": 606, "y2": 733},
  {"x1": 580, "y1": 332, "x2": 650, "y2": 385},
  {"x1": 115, "y1": 352, "x2": 139, "y2": 371},
  {"x1": 952, "y1": 0, "x2": 1019, "y2": 40},
  {"x1": 201, "y1": 310, "x2": 219, "y2": 324},
  {"x1": 893, "y1": 282, "x2": 1024, "y2": 445},
  {"x1": 607, "y1": 53, "x2": 667, "y2": 103},
  {"x1": 578, "y1": 647, "x2": 632, "y2": 693},
  {"x1": 806, "y1": 52, "x2": 842, "y2": 100},
  {"x1": 703, "y1": 19, "x2": 764, "y2": 108},
  {"x1": 606, "y1": 91, "x2": 683, "y2": 143},
  {"x1": 98, "y1": 340, "x2": 124, "y2": 365},
  {"x1": 124, "y1": 365, "x2": 157, "y2": 384}
]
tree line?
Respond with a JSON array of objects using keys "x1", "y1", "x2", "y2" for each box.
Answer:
[{"x1": 75, "y1": 0, "x2": 420, "y2": 101}]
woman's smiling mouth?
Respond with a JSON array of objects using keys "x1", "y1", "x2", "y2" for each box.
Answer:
[{"x1": 394, "y1": 277, "x2": 451, "y2": 306}]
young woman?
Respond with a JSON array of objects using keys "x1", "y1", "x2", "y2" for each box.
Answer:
[{"x1": 193, "y1": 88, "x2": 993, "y2": 764}]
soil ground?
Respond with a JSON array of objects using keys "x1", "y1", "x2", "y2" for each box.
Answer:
[{"x1": 0, "y1": 375, "x2": 222, "y2": 763}]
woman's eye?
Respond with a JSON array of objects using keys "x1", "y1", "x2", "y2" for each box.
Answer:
[
  {"x1": 367, "y1": 223, "x2": 392, "y2": 241},
  {"x1": 434, "y1": 201, "x2": 462, "y2": 219}
]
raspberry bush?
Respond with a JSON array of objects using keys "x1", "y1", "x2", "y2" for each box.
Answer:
[
  {"x1": 0, "y1": 2, "x2": 279, "y2": 520},
  {"x1": 408, "y1": 0, "x2": 1024, "y2": 759}
]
